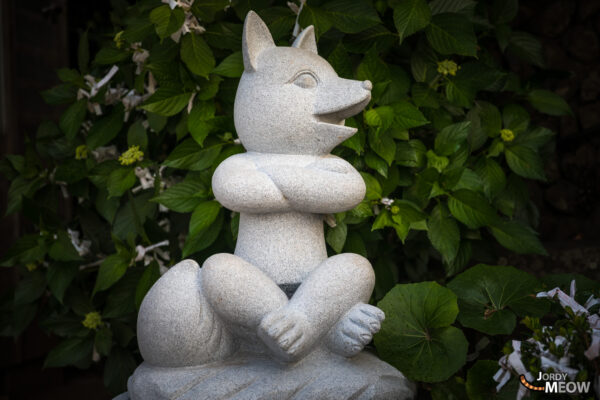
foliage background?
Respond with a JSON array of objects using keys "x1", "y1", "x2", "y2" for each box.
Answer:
[{"x1": 0, "y1": 0, "x2": 599, "y2": 398}]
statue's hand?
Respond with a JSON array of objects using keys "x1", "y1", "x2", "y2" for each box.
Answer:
[{"x1": 257, "y1": 307, "x2": 314, "y2": 362}]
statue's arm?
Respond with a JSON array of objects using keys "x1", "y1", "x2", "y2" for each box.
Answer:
[
  {"x1": 212, "y1": 155, "x2": 291, "y2": 213},
  {"x1": 259, "y1": 156, "x2": 366, "y2": 214}
]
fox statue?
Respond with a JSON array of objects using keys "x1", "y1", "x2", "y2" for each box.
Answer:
[{"x1": 124, "y1": 11, "x2": 414, "y2": 400}]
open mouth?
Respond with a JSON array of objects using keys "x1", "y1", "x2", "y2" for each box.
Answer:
[{"x1": 314, "y1": 95, "x2": 371, "y2": 129}]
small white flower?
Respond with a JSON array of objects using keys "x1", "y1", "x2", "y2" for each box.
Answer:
[
  {"x1": 67, "y1": 228, "x2": 91, "y2": 257},
  {"x1": 91, "y1": 145, "x2": 119, "y2": 163}
]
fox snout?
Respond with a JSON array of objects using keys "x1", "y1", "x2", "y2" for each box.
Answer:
[{"x1": 314, "y1": 78, "x2": 372, "y2": 124}]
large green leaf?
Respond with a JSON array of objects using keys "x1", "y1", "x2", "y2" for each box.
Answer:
[
  {"x1": 182, "y1": 210, "x2": 224, "y2": 257},
  {"x1": 392, "y1": 101, "x2": 429, "y2": 130},
  {"x1": 140, "y1": 88, "x2": 192, "y2": 116},
  {"x1": 93, "y1": 254, "x2": 130, "y2": 295},
  {"x1": 212, "y1": 51, "x2": 243, "y2": 78},
  {"x1": 427, "y1": 203, "x2": 459, "y2": 263},
  {"x1": 489, "y1": 220, "x2": 547, "y2": 255},
  {"x1": 504, "y1": 145, "x2": 546, "y2": 181},
  {"x1": 59, "y1": 100, "x2": 87, "y2": 140},
  {"x1": 151, "y1": 177, "x2": 207, "y2": 213},
  {"x1": 527, "y1": 89, "x2": 572, "y2": 116},
  {"x1": 86, "y1": 105, "x2": 125, "y2": 149},
  {"x1": 466, "y1": 360, "x2": 503, "y2": 400},
  {"x1": 375, "y1": 281, "x2": 468, "y2": 382},
  {"x1": 434, "y1": 121, "x2": 470, "y2": 156},
  {"x1": 474, "y1": 157, "x2": 506, "y2": 199},
  {"x1": 447, "y1": 264, "x2": 548, "y2": 335},
  {"x1": 322, "y1": 0, "x2": 381, "y2": 34},
  {"x1": 326, "y1": 222, "x2": 348, "y2": 253},
  {"x1": 448, "y1": 189, "x2": 499, "y2": 229},
  {"x1": 44, "y1": 336, "x2": 94, "y2": 368},
  {"x1": 393, "y1": 0, "x2": 431, "y2": 43},
  {"x1": 107, "y1": 168, "x2": 136, "y2": 198},
  {"x1": 14, "y1": 270, "x2": 46, "y2": 306},
  {"x1": 425, "y1": 13, "x2": 477, "y2": 56},
  {"x1": 163, "y1": 139, "x2": 222, "y2": 170},
  {"x1": 189, "y1": 200, "x2": 221, "y2": 236},
  {"x1": 49, "y1": 230, "x2": 83, "y2": 262},
  {"x1": 150, "y1": 5, "x2": 185, "y2": 39},
  {"x1": 181, "y1": 34, "x2": 215, "y2": 78}
]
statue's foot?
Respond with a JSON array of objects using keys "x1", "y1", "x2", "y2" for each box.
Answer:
[
  {"x1": 326, "y1": 303, "x2": 385, "y2": 357},
  {"x1": 257, "y1": 307, "x2": 313, "y2": 362}
]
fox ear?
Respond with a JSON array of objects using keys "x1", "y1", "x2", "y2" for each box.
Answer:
[
  {"x1": 243, "y1": 11, "x2": 275, "y2": 71},
  {"x1": 292, "y1": 26, "x2": 317, "y2": 54}
]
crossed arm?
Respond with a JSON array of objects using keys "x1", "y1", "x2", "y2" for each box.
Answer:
[{"x1": 211, "y1": 154, "x2": 366, "y2": 214}]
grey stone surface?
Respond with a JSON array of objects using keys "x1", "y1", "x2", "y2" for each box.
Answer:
[{"x1": 123, "y1": 10, "x2": 415, "y2": 400}]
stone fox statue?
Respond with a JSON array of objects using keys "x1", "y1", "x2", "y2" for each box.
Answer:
[{"x1": 137, "y1": 11, "x2": 383, "y2": 367}]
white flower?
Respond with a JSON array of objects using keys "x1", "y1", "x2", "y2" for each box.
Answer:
[
  {"x1": 67, "y1": 229, "x2": 91, "y2": 257},
  {"x1": 91, "y1": 145, "x2": 119, "y2": 163},
  {"x1": 380, "y1": 197, "x2": 394, "y2": 206}
]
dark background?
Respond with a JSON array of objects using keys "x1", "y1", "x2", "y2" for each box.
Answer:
[{"x1": 0, "y1": 0, "x2": 599, "y2": 398}]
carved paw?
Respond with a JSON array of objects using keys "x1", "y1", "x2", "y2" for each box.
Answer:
[
  {"x1": 257, "y1": 308, "x2": 312, "y2": 362},
  {"x1": 326, "y1": 303, "x2": 385, "y2": 357}
]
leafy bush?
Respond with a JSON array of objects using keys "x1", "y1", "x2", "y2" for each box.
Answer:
[{"x1": 0, "y1": 0, "x2": 582, "y2": 396}]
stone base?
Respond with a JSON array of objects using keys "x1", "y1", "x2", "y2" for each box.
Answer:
[{"x1": 119, "y1": 349, "x2": 415, "y2": 400}]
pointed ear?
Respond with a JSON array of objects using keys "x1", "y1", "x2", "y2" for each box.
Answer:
[
  {"x1": 242, "y1": 11, "x2": 275, "y2": 71},
  {"x1": 292, "y1": 26, "x2": 317, "y2": 54}
]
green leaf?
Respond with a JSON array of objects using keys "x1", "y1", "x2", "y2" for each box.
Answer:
[
  {"x1": 396, "y1": 139, "x2": 426, "y2": 168},
  {"x1": 86, "y1": 104, "x2": 125, "y2": 149},
  {"x1": 94, "y1": 47, "x2": 129, "y2": 65},
  {"x1": 393, "y1": 0, "x2": 432, "y2": 43},
  {"x1": 448, "y1": 189, "x2": 499, "y2": 229},
  {"x1": 434, "y1": 121, "x2": 470, "y2": 156},
  {"x1": 213, "y1": 51, "x2": 243, "y2": 78},
  {"x1": 189, "y1": 200, "x2": 221, "y2": 236},
  {"x1": 391, "y1": 101, "x2": 429, "y2": 130},
  {"x1": 140, "y1": 88, "x2": 192, "y2": 117},
  {"x1": 95, "y1": 327, "x2": 112, "y2": 357},
  {"x1": 107, "y1": 168, "x2": 136, "y2": 198},
  {"x1": 181, "y1": 34, "x2": 215, "y2": 78},
  {"x1": 466, "y1": 360, "x2": 501, "y2": 400},
  {"x1": 59, "y1": 100, "x2": 87, "y2": 140},
  {"x1": 360, "y1": 172, "x2": 382, "y2": 201},
  {"x1": 151, "y1": 178, "x2": 207, "y2": 213},
  {"x1": 428, "y1": 204, "x2": 460, "y2": 263},
  {"x1": 375, "y1": 281, "x2": 468, "y2": 382},
  {"x1": 127, "y1": 120, "x2": 148, "y2": 150},
  {"x1": 448, "y1": 264, "x2": 544, "y2": 335},
  {"x1": 445, "y1": 77, "x2": 475, "y2": 108},
  {"x1": 103, "y1": 347, "x2": 137, "y2": 395},
  {"x1": 527, "y1": 89, "x2": 572, "y2": 116},
  {"x1": 135, "y1": 261, "x2": 161, "y2": 310},
  {"x1": 502, "y1": 104, "x2": 529, "y2": 133},
  {"x1": 41, "y1": 84, "x2": 78, "y2": 105},
  {"x1": 150, "y1": 5, "x2": 185, "y2": 39},
  {"x1": 44, "y1": 336, "x2": 93, "y2": 368},
  {"x1": 93, "y1": 254, "x2": 129, "y2": 295},
  {"x1": 504, "y1": 145, "x2": 546, "y2": 181},
  {"x1": 369, "y1": 130, "x2": 396, "y2": 166},
  {"x1": 187, "y1": 102, "x2": 216, "y2": 146},
  {"x1": 49, "y1": 230, "x2": 83, "y2": 261},
  {"x1": 426, "y1": 150, "x2": 449, "y2": 173},
  {"x1": 47, "y1": 264, "x2": 78, "y2": 303},
  {"x1": 513, "y1": 127, "x2": 554, "y2": 149},
  {"x1": 14, "y1": 271, "x2": 46, "y2": 305},
  {"x1": 182, "y1": 210, "x2": 224, "y2": 257},
  {"x1": 163, "y1": 139, "x2": 222, "y2": 170},
  {"x1": 326, "y1": 222, "x2": 348, "y2": 253},
  {"x1": 425, "y1": 13, "x2": 477, "y2": 56},
  {"x1": 508, "y1": 31, "x2": 544, "y2": 67},
  {"x1": 474, "y1": 157, "x2": 506, "y2": 199},
  {"x1": 322, "y1": 0, "x2": 381, "y2": 34},
  {"x1": 489, "y1": 220, "x2": 547, "y2": 255},
  {"x1": 365, "y1": 152, "x2": 388, "y2": 177},
  {"x1": 430, "y1": 0, "x2": 477, "y2": 15}
]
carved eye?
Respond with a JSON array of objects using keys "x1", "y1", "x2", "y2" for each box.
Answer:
[{"x1": 293, "y1": 72, "x2": 318, "y2": 89}]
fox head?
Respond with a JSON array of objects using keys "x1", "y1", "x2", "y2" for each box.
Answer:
[{"x1": 234, "y1": 11, "x2": 372, "y2": 156}]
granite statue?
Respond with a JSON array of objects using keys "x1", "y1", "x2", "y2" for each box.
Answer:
[{"x1": 120, "y1": 11, "x2": 415, "y2": 400}]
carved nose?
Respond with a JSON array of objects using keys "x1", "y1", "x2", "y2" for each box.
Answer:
[{"x1": 362, "y1": 80, "x2": 372, "y2": 91}]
